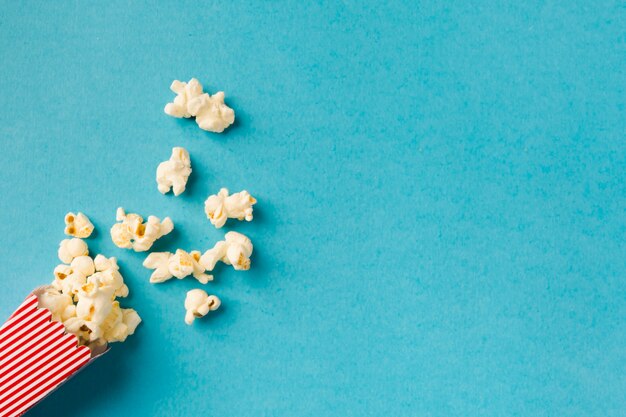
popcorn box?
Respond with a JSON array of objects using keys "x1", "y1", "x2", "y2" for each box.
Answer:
[{"x1": 0, "y1": 291, "x2": 108, "y2": 417}]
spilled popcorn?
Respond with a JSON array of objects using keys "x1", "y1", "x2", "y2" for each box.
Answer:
[
  {"x1": 64, "y1": 212, "x2": 94, "y2": 238},
  {"x1": 184, "y1": 289, "x2": 220, "y2": 325},
  {"x1": 200, "y1": 231, "x2": 253, "y2": 271},
  {"x1": 143, "y1": 249, "x2": 212, "y2": 284},
  {"x1": 164, "y1": 78, "x2": 235, "y2": 133},
  {"x1": 204, "y1": 188, "x2": 256, "y2": 228},
  {"x1": 156, "y1": 147, "x2": 192, "y2": 196},
  {"x1": 38, "y1": 224, "x2": 141, "y2": 349},
  {"x1": 111, "y1": 207, "x2": 174, "y2": 252}
]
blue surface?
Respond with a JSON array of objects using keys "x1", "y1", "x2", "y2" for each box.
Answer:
[{"x1": 0, "y1": 1, "x2": 624, "y2": 416}]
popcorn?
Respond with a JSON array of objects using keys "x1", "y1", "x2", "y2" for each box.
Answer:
[
  {"x1": 188, "y1": 91, "x2": 235, "y2": 133},
  {"x1": 70, "y1": 256, "x2": 96, "y2": 276},
  {"x1": 184, "y1": 289, "x2": 221, "y2": 325},
  {"x1": 58, "y1": 238, "x2": 89, "y2": 264},
  {"x1": 156, "y1": 147, "x2": 192, "y2": 196},
  {"x1": 143, "y1": 249, "x2": 212, "y2": 284},
  {"x1": 164, "y1": 78, "x2": 203, "y2": 118},
  {"x1": 44, "y1": 229, "x2": 140, "y2": 347},
  {"x1": 164, "y1": 78, "x2": 235, "y2": 133},
  {"x1": 37, "y1": 287, "x2": 75, "y2": 322},
  {"x1": 100, "y1": 302, "x2": 141, "y2": 343},
  {"x1": 200, "y1": 231, "x2": 253, "y2": 271},
  {"x1": 64, "y1": 212, "x2": 94, "y2": 238},
  {"x1": 110, "y1": 207, "x2": 174, "y2": 252},
  {"x1": 204, "y1": 188, "x2": 257, "y2": 228}
]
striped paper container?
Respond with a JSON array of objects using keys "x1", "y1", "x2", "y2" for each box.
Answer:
[{"x1": 0, "y1": 292, "x2": 107, "y2": 417}]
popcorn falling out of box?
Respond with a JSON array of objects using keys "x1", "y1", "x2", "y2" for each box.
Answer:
[{"x1": 0, "y1": 293, "x2": 106, "y2": 417}]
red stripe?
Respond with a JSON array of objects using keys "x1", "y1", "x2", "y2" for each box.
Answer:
[
  {"x1": 0, "y1": 297, "x2": 39, "y2": 334},
  {"x1": 4, "y1": 297, "x2": 37, "y2": 323},
  {"x1": 0, "y1": 320, "x2": 65, "y2": 365},
  {"x1": 0, "y1": 341, "x2": 80, "y2": 400},
  {"x1": 1, "y1": 354, "x2": 89, "y2": 417},
  {"x1": 0, "y1": 333, "x2": 74, "y2": 381},
  {"x1": 0, "y1": 309, "x2": 51, "y2": 351},
  {"x1": 0, "y1": 294, "x2": 92, "y2": 417}
]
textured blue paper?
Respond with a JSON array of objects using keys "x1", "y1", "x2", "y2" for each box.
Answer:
[{"x1": 0, "y1": 2, "x2": 624, "y2": 416}]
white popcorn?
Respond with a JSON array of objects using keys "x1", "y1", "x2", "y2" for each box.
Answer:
[
  {"x1": 204, "y1": 188, "x2": 257, "y2": 228},
  {"x1": 100, "y1": 302, "x2": 142, "y2": 343},
  {"x1": 55, "y1": 271, "x2": 87, "y2": 300},
  {"x1": 200, "y1": 231, "x2": 253, "y2": 271},
  {"x1": 93, "y1": 254, "x2": 128, "y2": 297},
  {"x1": 184, "y1": 289, "x2": 221, "y2": 325},
  {"x1": 58, "y1": 238, "x2": 89, "y2": 264},
  {"x1": 188, "y1": 91, "x2": 235, "y2": 133},
  {"x1": 156, "y1": 147, "x2": 192, "y2": 196},
  {"x1": 143, "y1": 249, "x2": 212, "y2": 284},
  {"x1": 70, "y1": 256, "x2": 96, "y2": 277},
  {"x1": 164, "y1": 78, "x2": 204, "y2": 118},
  {"x1": 46, "y1": 232, "x2": 140, "y2": 347},
  {"x1": 164, "y1": 78, "x2": 235, "y2": 133},
  {"x1": 37, "y1": 287, "x2": 76, "y2": 322},
  {"x1": 110, "y1": 207, "x2": 174, "y2": 252},
  {"x1": 64, "y1": 212, "x2": 94, "y2": 238},
  {"x1": 75, "y1": 276, "x2": 116, "y2": 340}
]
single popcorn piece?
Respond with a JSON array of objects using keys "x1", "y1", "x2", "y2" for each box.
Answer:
[
  {"x1": 204, "y1": 188, "x2": 257, "y2": 228},
  {"x1": 164, "y1": 78, "x2": 235, "y2": 133},
  {"x1": 200, "y1": 231, "x2": 253, "y2": 271},
  {"x1": 164, "y1": 78, "x2": 204, "y2": 118},
  {"x1": 187, "y1": 91, "x2": 235, "y2": 133},
  {"x1": 184, "y1": 289, "x2": 221, "y2": 325},
  {"x1": 58, "y1": 238, "x2": 89, "y2": 264},
  {"x1": 156, "y1": 147, "x2": 192, "y2": 196},
  {"x1": 93, "y1": 254, "x2": 129, "y2": 297},
  {"x1": 110, "y1": 207, "x2": 174, "y2": 252},
  {"x1": 100, "y1": 302, "x2": 142, "y2": 343},
  {"x1": 75, "y1": 276, "x2": 117, "y2": 341},
  {"x1": 143, "y1": 249, "x2": 212, "y2": 284},
  {"x1": 64, "y1": 212, "x2": 94, "y2": 238}
]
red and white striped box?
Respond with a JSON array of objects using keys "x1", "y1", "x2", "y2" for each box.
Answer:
[{"x1": 0, "y1": 292, "x2": 108, "y2": 417}]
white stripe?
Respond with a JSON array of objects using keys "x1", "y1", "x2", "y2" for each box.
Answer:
[
  {"x1": 0, "y1": 334, "x2": 75, "y2": 384},
  {"x1": 0, "y1": 298, "x2": 38, "y2": 336},
  {"x1": 0, "y1": 309, "x2": 51, "y2": 351},
  {"x1": 4, "y1": 354, "x2": 90, "y2": 417},
  {"x1": 0, "y1": 337, "x2": 80, "y2": 402},
  {"x1": 0, "y1": 320, "x2": 63, "y2": 367},
  {"x1": 0, "y1": 348, "x2": 87, "y2": 409}
]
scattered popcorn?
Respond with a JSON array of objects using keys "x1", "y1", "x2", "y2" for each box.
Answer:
[
  {"x1": 143, "y1": 249, "x2": 212, "y2": 284},
  {"x1": 164, "y1": 78, "x2": 235, "y2": 133},
  {"x1": 200, "y1": 231, "x2": 253, "y2": 271},
  {"x1": 204, "y1": 188, "x2": 257, "y2": 228},
  {"x1": 64, "y1": 212, "x2": 94, "y2": 238},
  {"x1": 156, "y1": 147, "x2": 192, "y2": 196},
  {"x1": 39, "y1": 230, "x2": 141, "y2": 348},
  {"x1": 58, "y1": 238, "x2": 89, "y2": 264},
  {"x1": 184, "y1": 289, "x2": 221, "y2": 325},
  {"x1": 110, "y1": 207, "x2": 174, "y2": 252}
]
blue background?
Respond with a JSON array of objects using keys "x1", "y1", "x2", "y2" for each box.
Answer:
[{"x1": 0, "y1": 1, "x2": 624, "y2": 416}]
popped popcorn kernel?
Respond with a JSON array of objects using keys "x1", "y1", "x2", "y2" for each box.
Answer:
[
  {"x1": 184, "y1": 289, "x2": 221, "y2": 325},
  {"x1": 156, "y1": 147, "x2": 192, "y2": 196},
  {"x1": 110, "y1": 207, "x2": 174, "y2": 252},
  {"x1": 164, "y1": 78, "x2": 235, "y2": 133},
  {"x1": 143, "y1": 249, "x2": 213, "y2": 284},
  {"x1": 199, "y1": 231, "x2": 253, "y2": 272},
  {"x1": 64, "y1": 212, "x2": 94, "y2": 238},
  {"x1": 58, "y1": 238, "x2": 89, "y2": 264},
  {"x1": 204, "y1": 188, "x2": 257, "y2": 228}
]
